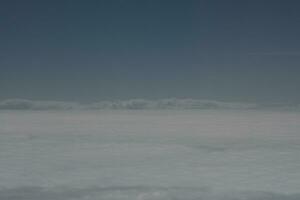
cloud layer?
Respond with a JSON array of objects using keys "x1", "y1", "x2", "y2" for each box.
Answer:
[
  {"x1": 0, "y1": 98, "x2": 260, "y2": 110},
  {"x1": 0, "y1": 99, "x2": 80, "y2": 110},
  {"x1": 1, "y1": 186, "x2": 299, "y2": 200},
  {"x1": 0, "y1": 98, "x2": 299, "y2": 110}
]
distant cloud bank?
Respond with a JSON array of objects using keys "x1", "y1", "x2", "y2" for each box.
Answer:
[
  {"x1": 0, "y1": 99, "x2": 80, "y2": 110},
  {"x1": 0, "y1": 98, "x2": 298, "y2": 110},
  {"x1": 0, "y1": 186, "x2": 299, "y2": 200}
]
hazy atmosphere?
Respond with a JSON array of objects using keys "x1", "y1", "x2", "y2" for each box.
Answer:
[{"x1": 1, "y1": 1, "x2": 300, "y2": 200}]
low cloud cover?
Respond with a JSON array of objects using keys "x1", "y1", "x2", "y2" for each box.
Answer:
[
  {"x1": 0, "y1": 98, "x2": 290, "y2": 110},
  {"x1": 1, "y1": 109, "x2": 300, "y2": 199},
  {"x1": 0, "y1": 98, "x2": 299, "y2": 111}
]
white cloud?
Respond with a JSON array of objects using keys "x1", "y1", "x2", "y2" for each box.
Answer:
[
  {"x1": 1, "y1": 110, "x2": 300, "y2": 196},
  {"x1": 0, "y1": 98, "x2": 259, "y2": 110}
]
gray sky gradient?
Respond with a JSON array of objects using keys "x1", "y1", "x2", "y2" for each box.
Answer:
[{"x1": 1, "y1": 0, "x2": 300, "y2": 103}]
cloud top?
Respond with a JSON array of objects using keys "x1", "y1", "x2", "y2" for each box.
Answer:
[
  {"x1": 87, "y1": 98, "x2": 258, "y2": 110},
  {"x1": 0, "y1": 98, "x2": 298, "y2": 110},
  {"x1": 0, "y1": 98, "x2": 259, "y2": 110}
]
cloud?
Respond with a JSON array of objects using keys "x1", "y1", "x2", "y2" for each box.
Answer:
[
  {"x1": 1, "y1": 98, "x2": 299, "y2": 110},
  {"x1": 0, "y1": 98, "x2": 258, "y2": 110},
  {"x1": 0, "y1": 99, "x2": 80, "y2": 110},
  {"x1": 0, "y1": 186, "x2": 299, "y2": 200},
  {"x1": 1, "y1": 98, "x2": 299, "y2": 111},
  {"x1": 87, "y1": 99, "x2": 154, "y2": 110}
]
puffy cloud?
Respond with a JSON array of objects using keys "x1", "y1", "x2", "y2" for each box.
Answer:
[
  {"x1": 87, "y1": 99, "x2": 155, "y2": 110},
  {"x1": 2, "y1": 98, "x2": 298, "y2": 110},
  {"x1": 155, "y1": 98, "x2": 257, "y2": 109},
  {"x1": 86, "y1": 98, "x2": 258, "y2": 110}
]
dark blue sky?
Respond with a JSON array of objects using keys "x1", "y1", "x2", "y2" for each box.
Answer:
[{"x1": 1, "y1": 0, "x2": 300, "y2": 103}]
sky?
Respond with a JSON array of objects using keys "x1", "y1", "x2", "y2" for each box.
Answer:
[{"x1": 1, "y1": 0, "x2": 300, "y2": 103}]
